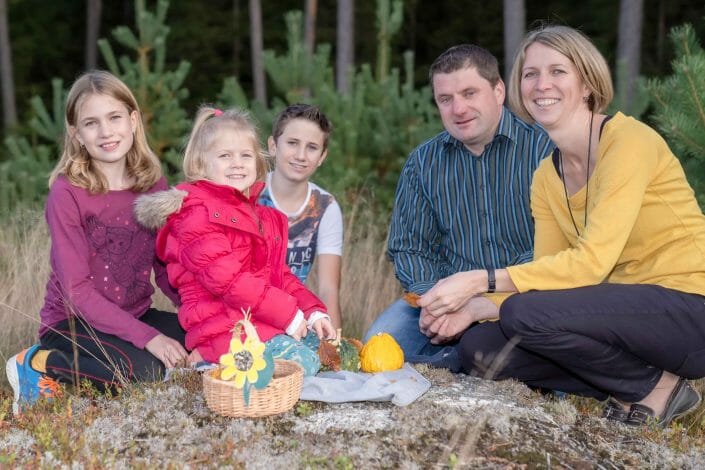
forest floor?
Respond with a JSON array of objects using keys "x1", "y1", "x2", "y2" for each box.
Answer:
[{"x1": 1, "y1": 365, "x2": 704, "y2": 468}]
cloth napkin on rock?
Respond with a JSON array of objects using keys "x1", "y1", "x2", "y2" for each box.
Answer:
[{"x1": 300, "y1": 363, "x2": 431, "y2": 406}]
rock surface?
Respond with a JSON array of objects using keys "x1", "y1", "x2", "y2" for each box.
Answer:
[{"x1": 2, "y1": 366, "x2": 704, "y2": 468}]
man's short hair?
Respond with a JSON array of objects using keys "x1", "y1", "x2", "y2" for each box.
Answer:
[{"x1": 429, "y1": 44, "x2": 502, "y2": 91}]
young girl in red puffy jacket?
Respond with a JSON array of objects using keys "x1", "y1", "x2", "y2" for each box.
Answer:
[{"x1": 136, "y1": 106, "x2": 336, "y2": 375}]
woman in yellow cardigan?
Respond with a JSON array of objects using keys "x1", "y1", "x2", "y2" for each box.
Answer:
[{"x1": 416, "y1": 25, "x2": 705, "y2": 428}]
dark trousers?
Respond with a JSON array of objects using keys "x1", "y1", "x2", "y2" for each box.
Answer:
[
  {"x1": 40, "y1": 308, "x2": 186, "y2": 392},
  {"x1": 458, "y1": 284, "x2": 705, "y2": 403}
]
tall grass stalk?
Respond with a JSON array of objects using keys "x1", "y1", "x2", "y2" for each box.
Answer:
[{"x1": 0, "y1": 210, "x2": 51, "y2": 370}]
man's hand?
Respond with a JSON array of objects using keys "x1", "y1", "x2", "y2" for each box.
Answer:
[
  {"x1": 420, "y1": 307, "x2": 472, "y2": 344},
  {"x1": 418, "y1": 307, "x2": 436, "y2": 337},
  {"x1": 419, "y1": 308, "x2": 460, "y2": 344},
  {"x1": 145, "y1": 334, "x2": 188, "y2": 368},
  {"x1": 418, "y1": 271, "x2": 486, "y2": 317},
  {"x1": 419, "y1": 296, "x2": 500, "y2": 344}
]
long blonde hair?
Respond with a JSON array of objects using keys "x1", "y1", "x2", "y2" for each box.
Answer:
[
  {"x1": 508, "y1": 25, "x2": 614, "y2": 123},
  {"x1": 182, "y1": 105, "x2": 268, "y2": 183},
  {"x1": 49, "y1": 70, "x2": 162, "y2": 193}
]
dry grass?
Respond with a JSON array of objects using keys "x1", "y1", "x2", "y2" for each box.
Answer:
[{"x1": 0, "y1": 210, "x2": 51, "y2": 370}]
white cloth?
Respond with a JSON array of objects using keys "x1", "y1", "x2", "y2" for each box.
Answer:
[{"x1": 300, "y1": 364, "x2": 431, "y2": 406}]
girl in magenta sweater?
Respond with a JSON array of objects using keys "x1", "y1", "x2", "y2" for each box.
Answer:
[{"x1": 5, "y1": 71, "x2": 187, "y2": 414}]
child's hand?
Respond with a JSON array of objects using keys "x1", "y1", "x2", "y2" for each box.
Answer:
[
  {"x1": 289, "y1": 320, "x2": 308, "y2": 341},
  {"x1": 145, "y1": 334, "x2": 188, "y2": 368},
  {"x1": 187, "y1": 348, "x2": 204, "y2": 365},
  {"x1": 285, "y1": 309, "x2": 306, "y2": 340},
  {"x1": 311, "y1": 317, "x2": 336, "y2": 340}
]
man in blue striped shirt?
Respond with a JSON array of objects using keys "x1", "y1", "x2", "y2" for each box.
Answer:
[{"x1": 364, "y1": 44, "x2": 553, "y2": 371}]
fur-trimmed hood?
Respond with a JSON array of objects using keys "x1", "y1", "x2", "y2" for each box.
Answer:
[{"x1": 134, "y1": 188, "x2": 188, "y2": 230}]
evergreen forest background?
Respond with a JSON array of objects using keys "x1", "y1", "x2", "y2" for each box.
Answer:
[{"x1": 1, "y1": 0, "x2": 705, "y2": 214}]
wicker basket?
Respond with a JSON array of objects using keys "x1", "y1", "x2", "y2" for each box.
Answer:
[{"x1": 202, "y1": 359, "x2": 303, "y2": 418}]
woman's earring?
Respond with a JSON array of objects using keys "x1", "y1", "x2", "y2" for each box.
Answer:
[{"x1": 583, "y1": 95, "x2": 590, "y2": 102}]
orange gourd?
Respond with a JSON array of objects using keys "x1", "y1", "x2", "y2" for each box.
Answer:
[{"x1": 360, "y1": 332, "x2": 404, "y2": 372}]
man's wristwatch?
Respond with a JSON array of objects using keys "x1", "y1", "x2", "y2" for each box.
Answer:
[{"x1": 487, "y1": 268, "x2": 496, "y2": 293}]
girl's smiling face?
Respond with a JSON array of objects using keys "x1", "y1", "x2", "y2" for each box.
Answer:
[
  {"x1": 71, "y1": 93, "x2": 137, "y2": 169},
  {"x1": 204, "y1": 128, "x2": 258, "y2": 194}
]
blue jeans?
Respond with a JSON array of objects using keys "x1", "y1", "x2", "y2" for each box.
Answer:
[{"x1": 364, "y1": 299, "x2": 461, "y2": 371}]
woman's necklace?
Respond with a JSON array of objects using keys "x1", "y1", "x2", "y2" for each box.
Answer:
[{"x1": 558, "y1": 112, "x2": 594, "y2": 237}]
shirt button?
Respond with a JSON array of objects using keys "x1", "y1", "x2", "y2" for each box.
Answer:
[
  {"x1": 230, "y1": 217, "x2": 237, "y2": 223},
  {"x1": 214, "y1": 212, "x2": 220, "y2": 218}
]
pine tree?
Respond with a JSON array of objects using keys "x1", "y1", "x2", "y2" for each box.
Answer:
[
  {"x1": 98, "y1": 0, "x2": 190, "y2": 174},
  {"x1": 647, "y1": 23, "x2": 705, "y2": 207},
  {"x1": 218, "y1": 2, "x2": 439, "y2": 213},
  {"x1": 375, "y1": 0, "x2": 403, "y2": 82},
  {"x1": 262, "y1": 11, "x2": 333, "y2": 103},
  {"x1": 0, "y1": 0, "x2": 191, "y2": 213},
  {"x1": 0, "y1": 79, "x2": 65, "y2": 213}
]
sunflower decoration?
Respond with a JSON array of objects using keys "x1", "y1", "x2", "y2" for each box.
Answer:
[{"x1": 218, "y1": 308, "x2": 275, "y2": 405}]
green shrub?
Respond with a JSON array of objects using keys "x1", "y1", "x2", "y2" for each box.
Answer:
[
  {"x1": 1, "y1": 0, "x2": 441, "y2": 215},
  {"x1": 647, "y1": 23, "x2": 705, "y2": 208},
  {"x1": 218, "y1": 8, "x2": 441, "y2": 214},
  {"x1": 0, "y1": 0, "x2": 191, "y2": 213}
]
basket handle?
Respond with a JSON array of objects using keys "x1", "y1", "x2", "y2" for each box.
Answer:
[{"x1": 231, "y1": 307, "x2": 261, "y2": 343}]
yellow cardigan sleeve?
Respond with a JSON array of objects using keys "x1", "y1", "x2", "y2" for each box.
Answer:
[{"x1": 506, "y1": 118, "x2": 659, "y2": 292}]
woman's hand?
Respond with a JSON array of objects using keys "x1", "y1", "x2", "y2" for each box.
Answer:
[
  {"x1": 311, "y1": 317, "x2": 337, "y2": 340},
  {"x1": 145, "y1": 334, "x2": 188, "y2": 368},
  {"x1": 418, "y1": 270, "x2": 487, "y2": 317}
]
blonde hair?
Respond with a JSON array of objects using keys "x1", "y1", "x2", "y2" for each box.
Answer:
[
  {"x1": 508, "y1": 25, "x2": 614, "y2": 123},
  {"x1": 49, "y1": 70, "x2": 162, "y2": 193},
  {"x1": 182, "y1": 106, "x2": 268, "y2": 183}
]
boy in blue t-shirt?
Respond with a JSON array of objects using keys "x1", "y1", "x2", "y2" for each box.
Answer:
[{"x1": 259, "y1": 104, "x2": 343, "y2": 329}]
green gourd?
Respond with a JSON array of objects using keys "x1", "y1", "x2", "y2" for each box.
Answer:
[{"x1": 318, "y1": 330, "x2": 363, "y2": 372}]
